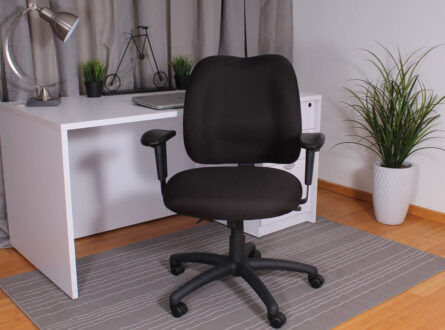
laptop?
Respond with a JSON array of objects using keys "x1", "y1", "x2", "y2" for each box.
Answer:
[{"x1": 132, "y1": 91, "x2": 185, "y2": 110}]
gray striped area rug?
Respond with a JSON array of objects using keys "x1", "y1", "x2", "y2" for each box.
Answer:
[{"x1": 1, "y1": 217, "x2": 445, "y2": 330}]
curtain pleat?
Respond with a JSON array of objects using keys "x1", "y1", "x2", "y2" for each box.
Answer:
[
  {"x1": 245, "y1": 0, "x2": 261, "y2": 57},
  {"x1": 170, "y1": 0, "x2": 222, "y2": 60},
  {"x1": 258, "y1": 0, "x2": 293, "y2": 60},
  {"x1": 218, "y1": 0, "x2": 245, "y2": 56}
]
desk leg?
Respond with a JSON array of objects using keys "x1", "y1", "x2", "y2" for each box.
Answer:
[{"x1": 0, "y1": 112, "x2": 78, "y2": 298}]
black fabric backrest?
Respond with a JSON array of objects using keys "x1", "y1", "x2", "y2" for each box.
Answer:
[{"x1": 184, "y1": 55, "x2": 301, "y2": 164}]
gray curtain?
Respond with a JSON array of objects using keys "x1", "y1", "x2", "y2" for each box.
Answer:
[
  {"x1": 171, "y1": 0, "x2": 293, "y2": 59},
  {"x1": 1, "y1": 0, "x2": 293, "y2": 99},
  {"x1": 0, "y1": 0, "x2": 293, "y2": 239}
]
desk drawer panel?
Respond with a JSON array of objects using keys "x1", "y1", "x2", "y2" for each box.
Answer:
[{"x1": 301, "y1": 101, "x2": 315, "y2": 130}]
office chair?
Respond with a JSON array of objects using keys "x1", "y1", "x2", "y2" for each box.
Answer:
[{"x1": 141, "y1": 54, "x2": 325, "y2": 328}]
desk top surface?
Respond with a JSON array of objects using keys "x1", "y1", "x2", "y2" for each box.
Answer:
[{"x1": 0, "y1": 91, "x2": 321, "y2": 131}]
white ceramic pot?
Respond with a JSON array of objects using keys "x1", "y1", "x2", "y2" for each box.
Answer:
[{"x1": 372, "y1": 161, "x2": 414, "y2": 225}]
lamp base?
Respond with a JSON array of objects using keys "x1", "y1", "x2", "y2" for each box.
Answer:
[{"x1": 26, "y1": 97, "x2": 61, "y2": 107}]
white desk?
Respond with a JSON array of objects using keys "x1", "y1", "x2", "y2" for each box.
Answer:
[
  {"x1": 0, "y1": 91, "x2": 321, "y2": 299},
  {"x1": 0, "y1": 91, "x2": 194, "y2": 298}
]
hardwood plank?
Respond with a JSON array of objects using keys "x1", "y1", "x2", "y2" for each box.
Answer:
[
  {"x1": 318, "y1": 179, "x2": 372, "y2": 203},
  {"x1": 75, "y1": 215, "x2": 209, "y2": 258},
  {"x1": 408, "y1": 204, "x2": 445, "y2": 225},
  {"x1": 315, "y1": 188, "x2": 445, "y2": 329},
  {"x1": 318, "y1": 179, "x2": 445, "y2": 225},
  {"x1": 1, "y1": 189, "x2": 444, "y2": 328},
  {"x1": 0, "y1": 290, "x2": 36, "y2": 329},
  {"x1": 333, "y1": 272, "x2": 445, "y2": 330},
  {"x1": 0, "y1": 249, "x2": 35, "y2": 278}
]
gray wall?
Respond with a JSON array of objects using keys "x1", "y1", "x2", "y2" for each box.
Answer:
[{"x1": 293, "y1": 0, "x2": 445, "y2": 213}]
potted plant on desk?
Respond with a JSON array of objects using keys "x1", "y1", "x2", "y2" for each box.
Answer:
[
  {"x1": 343, "y1": 44, "x2": 444, "y2": 225},
  {"x1": 81, "y1": 59, "x2": 106, "y2": 97},
  {"x1": 170, "y1": 55, "x2": 193, "y2": 90}
]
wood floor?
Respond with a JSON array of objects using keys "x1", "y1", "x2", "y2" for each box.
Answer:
[{"x1": 1, "y1": 188, "x2": 444, "y2": 329}]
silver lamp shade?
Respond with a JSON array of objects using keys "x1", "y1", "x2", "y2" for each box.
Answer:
[{"x1": 38, "y1": 7, "x2": 79, "y2": 42}]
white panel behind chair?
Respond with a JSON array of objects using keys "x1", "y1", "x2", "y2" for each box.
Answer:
[{"x1": 243, "y1": 93, "x2": 322, "y2": 237}]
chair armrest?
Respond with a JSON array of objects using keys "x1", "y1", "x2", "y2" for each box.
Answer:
[
  {"x1": 298, "y1": 133, "x2": 325, "y2": 187},
  {"x1": 141, "y1": 129, "x2": 176, "y2": 192},
  {"x1": 299, "y1": 133, "x2": 325, "y2": 151},
  {"x1": 141, "y1": 129, "x2": 176, "y2": 147}
]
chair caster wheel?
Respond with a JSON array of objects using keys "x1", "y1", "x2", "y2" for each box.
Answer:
[
  {"x1": 171, "y1": 301, "x2": 188, "y2": 318},
  {"x1": 249, "y1": 249, "x2": 262, "y2": 258},
  {"x1": 268, "y1": 312, "x2": 286, "y2": 328},
  {"x1": 309, "y1": 274, "x2": 324, "y2": 288},
  {"x1": 170, "y1": 262, "x2": 185, "y2": 276}
]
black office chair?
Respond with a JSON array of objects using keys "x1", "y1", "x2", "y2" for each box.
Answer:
[{"x1": 141, "y1": 55, "x2": 325, "y2": 328}]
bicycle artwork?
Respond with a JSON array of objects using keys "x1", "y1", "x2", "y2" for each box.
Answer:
[{"x1": 104, "y1": 26, "x2": 168, "y2": 92}]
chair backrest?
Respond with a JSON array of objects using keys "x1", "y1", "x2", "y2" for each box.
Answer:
[{"x1": 184, "y1": 54, "x2": 302, "y2": 164}]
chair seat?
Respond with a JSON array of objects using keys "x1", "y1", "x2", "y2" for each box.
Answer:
[{"x1": 164, "y1": 166, "x2": 302, "y2": 220}]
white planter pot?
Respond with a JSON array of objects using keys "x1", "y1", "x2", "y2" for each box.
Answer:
[{"x1": 372, "y1": 162, "x2": 414, "y2": 225}]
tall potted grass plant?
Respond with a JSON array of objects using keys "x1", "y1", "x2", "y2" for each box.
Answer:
[{"x1": 344, "y1": 44, "x2": 444, "y2": 225}]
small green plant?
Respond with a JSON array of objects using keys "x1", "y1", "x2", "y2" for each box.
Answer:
[
  {"x1": 80, "y1": 59, "x2": 106, "y2": 82},
  {"x1": 343, "y1": 44, "x2": 445, "y2": 168},
  {"x1": 170, "y1": 55, "x2": 193, "y2": 76}
]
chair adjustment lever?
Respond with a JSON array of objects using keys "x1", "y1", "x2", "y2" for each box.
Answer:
[{"x1": 299, "y1": 185, "x2": 310, "y2": 205}]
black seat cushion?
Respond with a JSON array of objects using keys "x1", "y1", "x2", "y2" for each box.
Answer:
[{"x1": 164, "y1": 167, "x2": 302, "y2": 220}]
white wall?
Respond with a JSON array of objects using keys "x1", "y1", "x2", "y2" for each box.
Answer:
[{"x1": 293, "y1": 0, "x2": 445, "y2": 213}]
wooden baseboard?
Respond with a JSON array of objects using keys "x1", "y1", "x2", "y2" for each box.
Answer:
[
  {"x1": 318, "y1": 179, "x2": 445, "y2": 224},
  {"x1": 318, "y1": 179, "x2": 372, "y2": 203}
]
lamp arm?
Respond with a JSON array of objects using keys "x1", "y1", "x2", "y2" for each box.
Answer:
[{"x1": 3, "y1": 4, "x2": 56, "y2": 89}]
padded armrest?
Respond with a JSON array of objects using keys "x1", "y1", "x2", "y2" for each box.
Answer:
[
  {"x1": 141, "y1": 129, "x2": 176, "y2": 147},
  {"x1": 298, "y1": 132, "x2": 325, "y2": 189},
  {"x1": 298, "y1": 133, "x2": 325, "y2": 151},
  {"x1": 141, "y1": 129, "x2": 176, "y2": 193}
]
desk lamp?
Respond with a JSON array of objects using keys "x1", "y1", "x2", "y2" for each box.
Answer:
[{"x1": 3, "y1": 2, "x2": 79, "y2": 106}]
